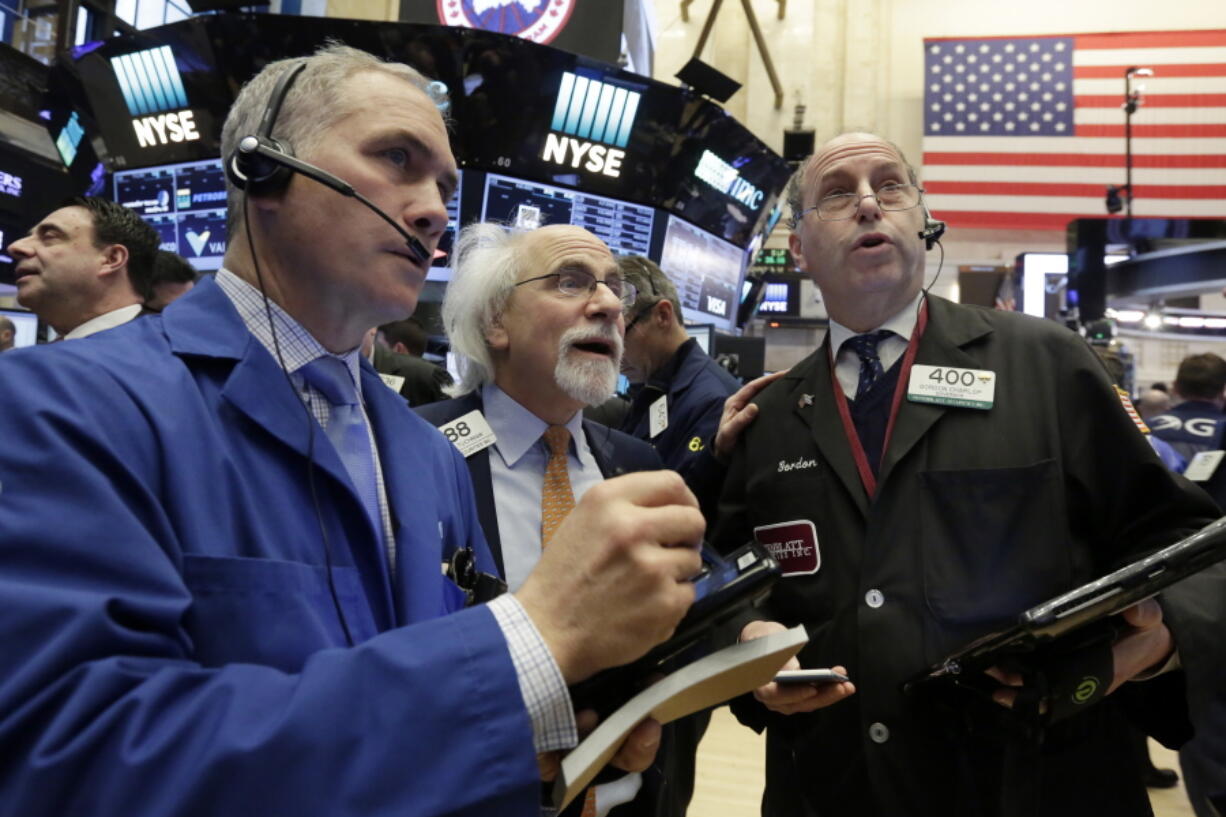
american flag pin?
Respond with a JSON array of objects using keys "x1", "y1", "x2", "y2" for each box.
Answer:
[{"x1": 798, "y1": 393, "x2": 814, "y2": 409}]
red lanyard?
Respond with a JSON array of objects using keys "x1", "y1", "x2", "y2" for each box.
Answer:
[{"x1": 828, "y1": 300, "x2": 929, "y2": 498}]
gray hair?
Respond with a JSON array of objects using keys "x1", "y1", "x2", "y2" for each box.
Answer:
[
  {"x1": 619, "y1": 255, "x2": 683, "y2": 327},
  {"x1": 786, "y1": 132, "x2": 919, "y2": 229},
  {"x1": 221, "y1": 42, "x2": 446, "y2": 232},
  {"x1": 442, "y1": 222, "x2": 526, "y2": 395}
]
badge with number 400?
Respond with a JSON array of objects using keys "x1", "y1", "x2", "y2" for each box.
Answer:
[{"x1": 907, "y1": 364, "x2": 996, "y2": 410}]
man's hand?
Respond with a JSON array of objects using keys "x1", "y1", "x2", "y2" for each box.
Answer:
[
  {"x1": 516, "y1": 471, "x2": 705, "y2": 684},
  {"x1": 713, "y1": 370, "x2": 789, "y2": 461},
  {"x1": 537, "y1": 712, "x2": 662, "y2": 781},
  {"x1": 741, "y1": 621, "x2": 856, "y2": 715},
  {"x1": 988, "y1": 598, "x2": 1174, "y2": 710}
]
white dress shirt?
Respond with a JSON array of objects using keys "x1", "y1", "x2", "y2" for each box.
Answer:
[
  {"x1": 64, "y1": 303, "x2": 143, "y2": 340},
  {"x1": 826, "y1": 291, "x2": 924, "y2": 398}
]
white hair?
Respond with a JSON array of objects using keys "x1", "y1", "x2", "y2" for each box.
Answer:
[{"x1": 442, "y1": 222, "x2": 525, "y2": 395}]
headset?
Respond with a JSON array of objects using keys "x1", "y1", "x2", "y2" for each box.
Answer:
[
  {"x1": 918, "y1": 201, "x2": 947, "y2": 251},
  {"x1": 225, "y1": 60, "x2": 431, "y2": 266}
]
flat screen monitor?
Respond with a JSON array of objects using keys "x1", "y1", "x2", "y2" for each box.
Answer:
[
  {"x1": 658, "y1": 215, "x2": 744, "y2": 330},
  {"x1": 1019, "y1": 252, "x2": 1128, "y2": 319},
  {"x1": 481, "y1": 173, "x2": 655, "y2": 257},
  {"x1": 685, "y1": 323, "x2": 715, "y2": 355},
  {"x1": 0, "y1": 307, "x2": 40, "y2": 349},
  {"x1": 114, "y1": 157, "x2": 227, "y2": 271}
]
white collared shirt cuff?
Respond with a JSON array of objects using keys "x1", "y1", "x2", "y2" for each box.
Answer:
[{"x1": 487, "y1": 594, "x2": 578, "y2": 754}]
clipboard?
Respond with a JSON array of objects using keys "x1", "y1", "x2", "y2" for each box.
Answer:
[{"x1": 907, "y1": 514, "x2": 1226, "y2": 691}]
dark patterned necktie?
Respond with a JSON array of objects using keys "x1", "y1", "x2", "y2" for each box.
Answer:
[{"x1": 846, "y1": 330, "x2": 894, "y2": 401}]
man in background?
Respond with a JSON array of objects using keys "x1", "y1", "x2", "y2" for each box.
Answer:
[
  {"x1": 617, "y1": 255, "x2": 741, "y2": 483},
  {"x1": 146, "y1": 249, "x2": 199, "y2": 311},
  {"x1": 368, "y1": 317, "x2": 452, "y2": 406},
  {"x1": 1147, "y1": 352, "x2": 1226, "y2": 480},
  {"x1": 0, "y1": 315, "x2": 14, "y2": 352},
  {"x1": 7, "y1": 196, "x2": 158, "y2": 339}
]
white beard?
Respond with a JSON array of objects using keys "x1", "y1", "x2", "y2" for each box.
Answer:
[
  {"x1": 471, "y1": 0, "x2": 544, "y2": 15},
  {"x1": 554, "y1": 325, "x2": 622, "y2": 406}
]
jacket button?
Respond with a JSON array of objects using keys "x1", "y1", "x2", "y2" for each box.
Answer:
[
  {"x1": 869, "y1": 722, "x2": 890, "y2": 744},
  {"x1": 865, "y1": 589, "x2": 885, "y2": 608}
]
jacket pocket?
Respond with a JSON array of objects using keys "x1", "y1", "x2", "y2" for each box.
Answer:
[
  {"x1": 918, "y1": 459, "x2": 1071, "y2": 630},
  {"x1": 182, "y1": 554, "x2": 375, "y2": 670}
]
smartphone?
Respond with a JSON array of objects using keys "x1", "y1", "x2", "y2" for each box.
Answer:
[{"x1": 774, "y1": 669, "x2": 850, "y2": 685}]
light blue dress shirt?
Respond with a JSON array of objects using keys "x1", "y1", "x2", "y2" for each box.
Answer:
[{"x1": 482, "y1": 383, "x2": 604, "y2": 591}]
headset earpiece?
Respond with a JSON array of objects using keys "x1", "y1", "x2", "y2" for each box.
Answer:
[
  {"x1": 918, "y1": 202, "x2": 947, "y2": 251},
  {"x1": 226, "y1": 61, "x2": 307, "y2": 196}
]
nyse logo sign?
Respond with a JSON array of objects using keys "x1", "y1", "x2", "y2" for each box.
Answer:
[
  {"x1": 110, "y1": 46, "x2": 200, "y2": 149},
  {"x1": 541, "y1": 72, "x2": 640, "y2": 178},
  {"x1": 694, "y1": 150, "x2": 764, "y2": 211},
  {"x1": 0, "y1": 170, "x2": 21, "y2": 197}
]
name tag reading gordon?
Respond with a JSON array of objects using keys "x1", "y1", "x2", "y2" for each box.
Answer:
[
  {"x1": 908, "y1": 364, "x2": 996, "y2": 410},
  {"x1": 438, "y1": 410, "x2": 497, "y2": 457}
]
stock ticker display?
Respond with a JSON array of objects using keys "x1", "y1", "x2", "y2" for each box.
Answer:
[{"x1": 114, "y1": 158, "x2": 227, "y2": 270}]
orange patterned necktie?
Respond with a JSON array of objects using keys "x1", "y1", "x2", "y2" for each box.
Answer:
[{"x1": 540, "y1": 425, "x2": 575, "y2": 547}]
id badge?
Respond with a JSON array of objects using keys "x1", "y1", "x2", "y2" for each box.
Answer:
[{"x1": 908, "y1": 364, "x2": 996, "y2": 410}]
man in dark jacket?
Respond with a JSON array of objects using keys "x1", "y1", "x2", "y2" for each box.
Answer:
[
  {"x1": 713, "y1": 130, "x2": 1224, "y2": 817},
  {"x1": 617, "y1": 255, "x2": 741, "y2": 484}
]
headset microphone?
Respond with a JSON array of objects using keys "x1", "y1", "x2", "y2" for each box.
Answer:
[
  {"x1": 226, "y1": 61, "x2": 431, "y2": 266},
  {"x1": 230, "y1": 137, "x2": 431, "y2": 265},
  {"x1": 918, "y1": 202, "x2": 947, "y2": 251}
]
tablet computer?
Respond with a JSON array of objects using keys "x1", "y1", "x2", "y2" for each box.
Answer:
[{"x1": 907, "y1": 514, "x2": 1226, "y2": 690}]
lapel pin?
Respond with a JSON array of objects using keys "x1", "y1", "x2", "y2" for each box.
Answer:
[{"x1": 798, "y1": 393, "x2": 814, "y2": 409}]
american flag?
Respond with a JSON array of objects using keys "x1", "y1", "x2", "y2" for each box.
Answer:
[{"x1": 922, "y1": 30, "x2": 1226, "y2": 231}]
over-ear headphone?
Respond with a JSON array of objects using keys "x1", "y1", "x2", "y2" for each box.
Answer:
[
  {"x1": 919, "y1": 201, "x2": 947, "y2": 251},
  {"x1": 226, "y1": 61, "x2": 306, "y2": 195}
]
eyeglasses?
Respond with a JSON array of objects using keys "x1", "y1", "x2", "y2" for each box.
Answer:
[
  {"x1": 515, "y1": 269, "x2": 638, "y2": 307},
  {"x1": 797, "y1": 183, "x2": 925, "y2": 222}
]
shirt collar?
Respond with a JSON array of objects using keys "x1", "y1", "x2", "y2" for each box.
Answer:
[
  {"x1": 827, "y1": 290, "x2": 924, "y2": 356},
  {"x1": 64, "y1": 304, "x2": 142, "y2": 340},
  {"x1": 482, "y1": 382, "x2": 585, "y2": 468},
  {"x1": 215, "y1": 268, "x2": 364, "y2": 397}
]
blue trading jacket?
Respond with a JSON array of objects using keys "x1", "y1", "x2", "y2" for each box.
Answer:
[{"x1": 0, "y1": 277, "x2": 540, "y2": 816}]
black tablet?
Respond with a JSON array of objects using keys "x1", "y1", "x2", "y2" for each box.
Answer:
[{"x1": 908, "y1": 514, "x2": 1226, "y2": 689}]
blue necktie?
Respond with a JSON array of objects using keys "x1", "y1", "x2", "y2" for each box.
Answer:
[
  {"x1": 300, "y1": 356, "x2": 382, "y2": 540},
  {"x1": 846, "y1": 330, "x2": 894, "y2": 401}
]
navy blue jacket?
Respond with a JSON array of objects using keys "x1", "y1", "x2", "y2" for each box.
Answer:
[
  {"x1": 620, "y1": 339, "x2": 740, "y2": 482},
  {"x1": 1148, "y1": 399, "x2": 1226, "y2": 510}
]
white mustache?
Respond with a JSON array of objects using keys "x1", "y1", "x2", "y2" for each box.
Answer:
[{"x1": 557, "y1": 323, "x2": 624, "y2": 362}]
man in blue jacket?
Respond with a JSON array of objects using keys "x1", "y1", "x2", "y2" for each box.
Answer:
[{"x1": 0, "y1": 45, "x2": 703, "y2": 817}]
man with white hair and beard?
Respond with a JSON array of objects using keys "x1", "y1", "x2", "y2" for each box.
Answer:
[{"x1": 418, "y1": 221, "x2": 666, "y2": 816}]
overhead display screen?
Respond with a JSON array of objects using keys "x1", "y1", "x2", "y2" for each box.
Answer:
[
  {"x1": 114, "y1": 157, "x2": 227, "y2": 270},
  {"x1": 481, "y1": 173, "x2": 654, "y2": 257},
  {"x1": 54, "y1": 16, "x2": 789, "y2": 249},
  {"x1": 658, "y1": 215, "x2": 745, "y2": 330}
]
